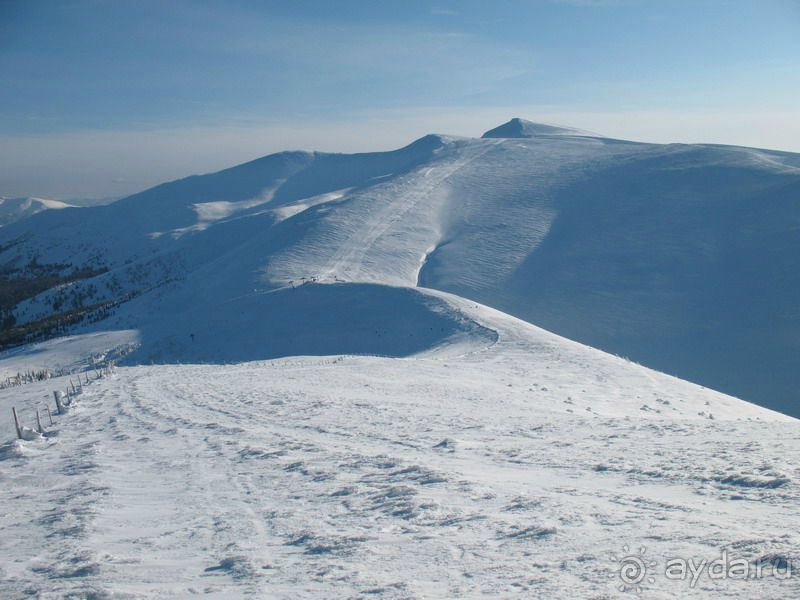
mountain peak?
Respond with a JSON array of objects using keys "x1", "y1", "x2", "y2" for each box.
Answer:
[
  {"x1": 481, "y1": 118, "x2": 590, "y2": 139},
  {"x1": 0, "y1": 196, "x2": 75, "y2": 227}
]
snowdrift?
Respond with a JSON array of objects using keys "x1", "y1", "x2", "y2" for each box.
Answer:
[{"x1": 125, "y1": 283, "x2": 497, "y2": 364}]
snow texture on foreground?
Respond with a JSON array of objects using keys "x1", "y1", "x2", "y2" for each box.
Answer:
[{"x1": 1, "y1": 308, "x2": 798, "y2": 599}]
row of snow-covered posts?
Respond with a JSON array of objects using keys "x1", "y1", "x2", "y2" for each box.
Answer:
[
  {"x1": 1, "y1": 369, "x2": 54, "y2": 390},
  {"x1": 10, "y1": 363, "x2": 114, "y2": 440}
]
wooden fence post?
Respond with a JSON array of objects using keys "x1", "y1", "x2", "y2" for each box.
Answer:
[
  {"x1": 54, "y1": 390, "x2": 64, "y2": 414},
  {"x1": 46, "y1": 406, "x2": 54, "y2": 426},
  {"x1": 35, "y1": 410, "x2": 43, "y2": 434},
  {"x1": 12, "y1": 407, "x2": 22, "y2": 439}
]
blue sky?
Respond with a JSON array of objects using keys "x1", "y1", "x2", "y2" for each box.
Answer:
[{"x1": 1, "y1": 0, "x2": 799, "y2": 198}]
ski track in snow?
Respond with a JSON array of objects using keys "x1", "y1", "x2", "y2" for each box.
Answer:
[{"x1": 267, "y1": 139, "x2": 502, "y2": 288}]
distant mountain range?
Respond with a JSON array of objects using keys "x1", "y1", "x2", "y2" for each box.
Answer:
[{"x1": 0, "y1": 196, "x2": 74, "y2": 227}]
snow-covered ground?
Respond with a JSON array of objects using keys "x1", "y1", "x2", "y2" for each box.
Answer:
[
  {"x1": 2, "y1": 292, "x2": 799, "y2": 598},
  {"x1": 0, "y1": 331, "x2": 139, "y2": 382}
]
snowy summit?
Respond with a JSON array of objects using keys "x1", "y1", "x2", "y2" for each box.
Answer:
[
  {"x1": 0, "y1": 196, "x2": 75, "y2": 227},
  {"x1": 481, "y1": 117, "x2": 592, "y2": 138}
]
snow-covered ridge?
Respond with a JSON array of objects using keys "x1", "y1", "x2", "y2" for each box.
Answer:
[
  {"x1": 0, "y1": 196, "x2": 75, "y2": 227},
  {"x1": 481, "y1": 117, "x2": 596, "y2": 138},
  {"x1": 0, "y1": 119, "x2": 798, "y2": 415}
]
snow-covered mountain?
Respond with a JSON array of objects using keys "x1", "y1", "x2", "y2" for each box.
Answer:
[
  {"x1": 2, "y1": 119, "x2": 800, "y2": 598},
  {"x1": 482, "y1": 116, "x2": 594, "y2": 137},
  {"x1": 0, "y1": 196, "x2": 75, "y2": 227},
  {"x1": 1, "y1": 118, "x2": 797, "y2": 415},
  {"x1": 3, "y1": 302, "x2": 799, "y2": 598}
]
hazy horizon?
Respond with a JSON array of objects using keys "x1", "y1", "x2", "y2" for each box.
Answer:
[{"x1": 2, "y1": 0, "x2": 799, "y2": 199}]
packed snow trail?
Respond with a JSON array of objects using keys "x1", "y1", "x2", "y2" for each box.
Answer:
[{"x1": 1, "y1": 355, "x2": 799, "y2": 598}]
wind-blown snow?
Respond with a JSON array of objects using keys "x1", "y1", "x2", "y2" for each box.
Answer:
[
  {"x1": 0, "y1": 196, "x2": 75, "y2": 227},
  {"x1": 481, "y1": 117, "x2": 595, "y2": 138}
]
